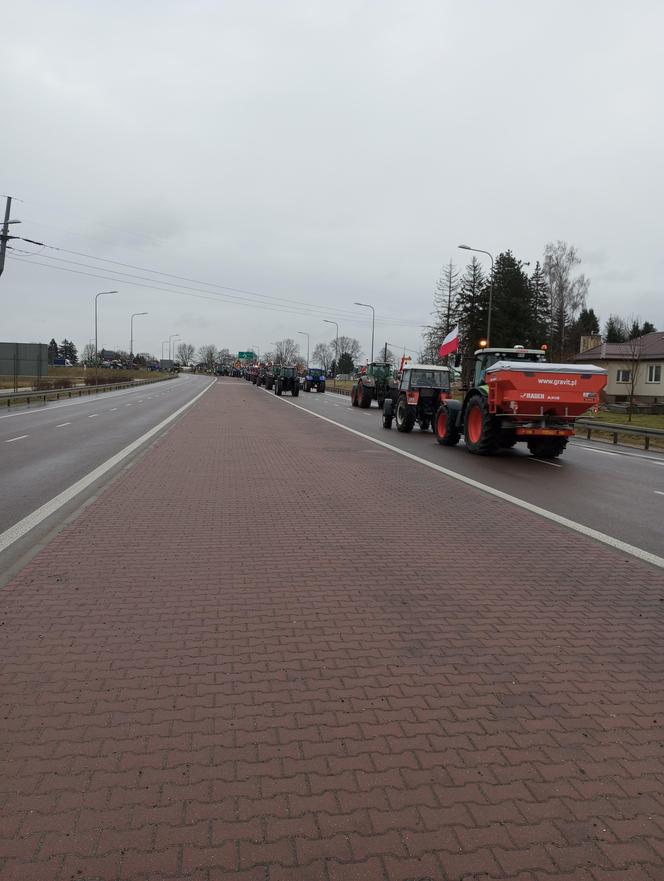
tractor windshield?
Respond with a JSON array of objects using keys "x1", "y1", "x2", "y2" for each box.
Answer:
[
  {"x1": 309, "y1": 369, "x2": 324, "y2": 378},
  {"x1": 410, "y1": 370, "x2": 449, "y2": 389},
  {"x1": 282, "y1": 367, "x2": 295, "y2": 377}
]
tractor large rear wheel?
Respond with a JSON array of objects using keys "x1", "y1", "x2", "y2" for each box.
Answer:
[
  {"x1": 351, "y1": 387, "x2": 358, "y2": 407},
  {"x1": 359, "y1": 383, "x2": 372, "y2": 409},
  {"x1": 463, "y1": 395, "x2": 500, "y2": 455},
  {"x1": 435, "y1": 404, "x2": 460, "y2": 446},
  {"x1": 527, "y1": 437, "x2": 567, "y2": 458},
  {"x1": 396, "y1": 396, "x2": 415, "y2": 433}
]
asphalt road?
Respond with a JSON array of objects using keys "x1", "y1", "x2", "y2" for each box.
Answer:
[
  {"x1": 0, "y1": 375, "x2": 212, "y2": 570},
  {"x1": 259, "y1": 384, "x2": 664, "y2": 559}
]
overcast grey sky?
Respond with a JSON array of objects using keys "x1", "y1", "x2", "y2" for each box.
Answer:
[{"x1": 3, "y1": 0, "x2": 663, "y2": 361}]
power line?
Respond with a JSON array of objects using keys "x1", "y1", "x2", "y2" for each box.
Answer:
[{"x1": 8, "y1": 254, "x2": 427, "y2": 329}]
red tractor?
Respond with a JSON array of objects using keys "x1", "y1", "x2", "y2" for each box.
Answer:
[{"x1": 435, "y1": 347, "x2": 607, "y2": 458}]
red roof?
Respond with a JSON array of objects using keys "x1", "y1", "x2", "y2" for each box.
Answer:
[{"x1": 575, "y1": 331, "x2": 664, "y2": 361}]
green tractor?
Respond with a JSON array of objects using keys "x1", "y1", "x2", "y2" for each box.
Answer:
[
  {"x1": 264, "y1": 365, "x2": 281, "y2": 390},
  {"x1": 350, "y1": 362, "x2": 396, "y2": 409},
  {"x1": 274, "y1": 365, "x2": 300, "y2": 397}
]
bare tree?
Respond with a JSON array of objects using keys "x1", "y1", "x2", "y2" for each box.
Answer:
[
  {"x1": 177, "y1": 342, "x2": 195, "y2": 366},
  {"x1": 542, "y1": 241, "x2": 589, "y2": 360},
  {"x1": 335, "y1": 335, "x2": 362, "y2": 363},
  {"x1": 312, "y1": 342, "x2": 333, "y2": 371},
  {"x1": 625, "y1": 321, "x2": 644, "y2": 422},
  {"x1": 273, "y1": 338, "x2": 299, "y2": 365},
  {"x1": 197, "y1": 344, "x2": 218, "y2": 371},
  {"x1": 81, "y1": 342, "x2": 96, "y2": 365}
]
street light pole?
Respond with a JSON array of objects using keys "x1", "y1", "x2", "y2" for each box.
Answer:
[
  {"x1": 168, "y1": 333, "x2": 180, "y2": 362},
  {"x1": 161, "y1": 340, "x2": 169, "y2": 362},
  {"x1": 297, "y1": 332, "x2": 310, "y2": 368},
  {"x1": 354, "y1": 302, "x2": 375, "y2": 363},
  {"x1": 458, "y1": 244, "x2": 495, "y2": 345},
  {"x1": 323, "y1": 319, "x2": 339, "y2": 388},
  {"x1": 130, "y1": 312, "x2": 148, "y2": 363},
  {"x1": 94, "y1": 291, "x2": 118, "y2": 361}
]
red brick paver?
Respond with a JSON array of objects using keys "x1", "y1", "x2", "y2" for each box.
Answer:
[{"x1": 1, "y1": 379, "x2": 664, "y2": 881}]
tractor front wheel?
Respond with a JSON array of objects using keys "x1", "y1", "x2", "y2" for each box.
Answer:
[
  {"x1": 359, "y1": 383, "x2": 372, "y2": 408},
  {"x1": 275, "y1": 382, "x2": 282, "y2": 396},
  {"x1": 419, "y1": 418, "x2": 430, "y2": 432},
  {"x1": 292, "y1": 386, "x2": 299, "y2": 397},
  {"x1": 396, "y1": 396, "x2": 415, "y2": 433},
  {"x1": 527, "y1": 437, "x2": 567, "y2": 458},
  {"x1": 351, "y1": 387, "x2": 358, "y2": 407},
  {"x1": 435, "y1": 404, "x2": 461, "y2": 446},
  {"x1": 463, "y1": 395, "x2": 500, "y2": 455}
]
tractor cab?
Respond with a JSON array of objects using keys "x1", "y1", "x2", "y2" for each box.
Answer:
[{"x1": 473, "y1": 347, "x2": 546, "y2": 387}]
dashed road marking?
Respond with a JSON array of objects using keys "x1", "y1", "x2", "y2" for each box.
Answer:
[
  {"x1": 5, "y1": 435, "x2": 28, "y2": 443},
  {"x1": 88, "y1": 414, "x2": 98, "y2": 418},
  {"x1": 55, "y1": 423, "x2": 71, "y2": 428},
  {"x1": 110, "y1": 407, "x2": 118, "y2": 411},
  {"x1": 528, "y1": 458, "x2": 562, "y2": 468}
]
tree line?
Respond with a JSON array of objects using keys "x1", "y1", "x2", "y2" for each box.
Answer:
[{"x1": 422, "y1": 241, "x2": 657, "y2": 382}]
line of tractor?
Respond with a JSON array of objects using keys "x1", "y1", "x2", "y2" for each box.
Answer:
[{"x1": 244, "y1": 346, "x2": 608, "y2": 459}]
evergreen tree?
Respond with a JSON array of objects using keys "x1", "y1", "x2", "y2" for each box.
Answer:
[
  {"x1": 529, "y1": 262, "x2": 551, "y2": 347},
  {"x1": 641, "y1": 321, "x2": 657, "y2": 334},
  {"x1": 47, "y1": 338, "x2": 59, "y2": 364},
  {"x1": 59, "y1": 339, "x2": 79, "y2": 364},
  {"x1": 604, "y1": 315, "x2": 627, "y2": 343},
  {"x1": 456, "y1": 257, "x2": 488, "y2": 386},
  {"x1": 337, "y1": 352, "x2": 354, "y2": 374},
  {"x1": 627, "y1": 319, "x2": 641, "y2": 340},
  {"x1": 425, "y1": 260, "x2": 460, "y2": 360},
  {"x1": 568, "y1": 307, "x2": 600, "y2": 355},
  {"x1": 489, "y1": 251, "x2": 534, "y2": 347}
]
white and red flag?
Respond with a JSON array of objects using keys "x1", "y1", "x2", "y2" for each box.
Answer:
[{"x1": 438, "y1": 325, "x2": 459, "y2": 358}]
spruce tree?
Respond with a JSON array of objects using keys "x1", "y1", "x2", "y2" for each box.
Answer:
[
  {"x1": 604, "y1": 315, "x2": 627, "y2": 343},
  {"x1": 488, "y1": 251, "x2": 534, "y2": 347},
  {"x1": 641, "y1": 321, "x2": 657, "y2": 334},
  {"x1": 456, "y1": 257, "x2": 488, "y2": 386},
  {"x1": 423, "y1": 260, "x2": 460, "y2": 362},
  {"x1": 59, "y1": 339, "x2": 79, "y2": 364},
  {"x1": 529, "y1": 262, "x2": 551, "y2": 347},
  {"x1": 47, "y1": 338, "x2": 59, "y2": 364}
]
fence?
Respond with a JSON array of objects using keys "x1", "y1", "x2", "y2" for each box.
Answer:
[
  {"x1": 1, "y1": 374, "x2": 176, "y2": 408},
  {"x1": 575, "y1": 418, "x2": 664, "y2": 451}
]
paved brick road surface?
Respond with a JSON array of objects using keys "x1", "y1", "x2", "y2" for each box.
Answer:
[{"x1": 2, "y1": 379, "x2": 664, "y2": 881}]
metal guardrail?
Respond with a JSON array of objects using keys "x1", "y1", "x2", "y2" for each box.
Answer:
[
  {"x1": 576, "y1": 418, "x2": 664, "y2": 450},
  {"x1": 1, "y1": 374, "x2": 176, "y2": 408}
]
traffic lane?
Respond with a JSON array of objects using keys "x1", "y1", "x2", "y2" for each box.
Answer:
[
  {"x1": 273, "y1": 388, "x2": 664, "y2": 558},
  {"x1": 0, "y1": 376, "x2": 182, "y2": 437},
  {"x1": 0, "y1": 375, "x2": 212, "y2": 535}
]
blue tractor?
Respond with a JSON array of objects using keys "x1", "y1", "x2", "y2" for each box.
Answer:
[{"x1": 301, "y1": 367, "x2": 326, "y2": 393}]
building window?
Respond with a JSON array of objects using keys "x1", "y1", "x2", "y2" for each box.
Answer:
[
  {"x1": 616, "y1": 369, "x2": 631, "y2": 383},
  {"x1": 647, "y1": 365, "x2": 662, "y2": 383}
]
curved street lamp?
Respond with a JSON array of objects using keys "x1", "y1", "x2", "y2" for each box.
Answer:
[
  {"x1": 354, "y1": 302, "x2": 375, "y2": 362},
  {"x1": 130, "y1": 312, "x2": 148, "y2": 361},
  {"x1": 458, "y1": 244, "x2": 495, "y2": 345}
]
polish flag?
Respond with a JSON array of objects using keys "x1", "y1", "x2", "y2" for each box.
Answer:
[{"x1": 438, "y1": 326, "x2": 459, "y2": 358}]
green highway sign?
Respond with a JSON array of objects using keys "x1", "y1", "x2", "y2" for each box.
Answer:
[{"x1": 238, "y1": 351, "x2": 256, "y2": 360}]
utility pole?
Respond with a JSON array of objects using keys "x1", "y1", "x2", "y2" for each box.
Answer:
[{"x1": 0, "y1": 196, "x2": 13, "y2": 277}]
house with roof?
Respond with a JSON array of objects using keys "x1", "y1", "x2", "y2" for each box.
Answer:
[{"x1": 574, "y1": 331, "x2": 664, "y2": 406}]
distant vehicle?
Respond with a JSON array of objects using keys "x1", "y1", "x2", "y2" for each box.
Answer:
[
  {"x1": 383, "y1": 364, "x2": 451, "y2": 432},
  {"x1": 274, "y1": 366, "x2": 299, "y2": 397},
  {"x1": 351, "y1": 362, "x2": 396, "y2": 409},
  {"x1": 300, "y1": 367, "x2": 326, "y2": 392},
  {"x1": 52, "y1": 358, "x2": 73, "y2": 367}
]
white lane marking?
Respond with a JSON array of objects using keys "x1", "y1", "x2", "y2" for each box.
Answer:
[
  {"x1": 110, "y1": 408, "x2": 118, "y2": 411},
  {"x1": 267, "y1": 391, "x2": 664, "y2": 571},
  {"x1": 125, "y1": 403, "x2": 133, "y2": 406},
  {"x1": 527, "y1": 458, "x2": 562, "y2": 468},
  {"x1": 5, "y1": 435, "x2": 28, "y2": 443},
  {"x1": 570, "y1": 442, "x2": 664, "y2": 464},
  {"x1": 138, "y1": 399, "x2": 144, "y2": 403},
  {"x1": 0, "y1": 380, "x2": 216, "y2": 556},
  {"x1": 55, "y1": 423, "x2": 71, "y2": 428},
  {"x1": 87, "y1": 414, "x2": 98, "y2": 418},
  {"x1": 655, "y1": 491, "x2": 664, "y2": 496}
]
